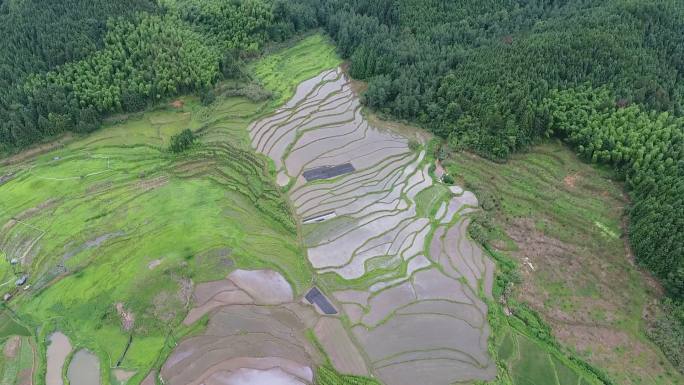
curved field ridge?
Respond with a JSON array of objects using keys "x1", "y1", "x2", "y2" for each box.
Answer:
[
  {"x1": 249, "y1": 69, "x2": 497, "y2": 385},
  {"x1": 162, "y1": 269, "x2": 323, "y2": 385}
]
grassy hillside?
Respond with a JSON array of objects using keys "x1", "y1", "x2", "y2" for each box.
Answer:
[
  {"x1": 0, "y1": 34, "x2": 339, "y2": 385},
  {"x1": 249, "y1": 33, "x2": 341, "y2": 106},
  {"x1": 444, "y1": 142, "x2": 683, "y2": 385}
]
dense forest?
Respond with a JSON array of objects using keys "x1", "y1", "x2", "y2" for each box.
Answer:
[
  {"x1": 292, "y1": 0, "x2": 684, "y2": 368},
  {"x1": 0, "y1": 0, "x2": 311, "y2": 149}
]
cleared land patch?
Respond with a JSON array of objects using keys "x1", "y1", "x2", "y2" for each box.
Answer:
[{"x1": 446, "y1": 143, "x2": 683, "y2": 385}]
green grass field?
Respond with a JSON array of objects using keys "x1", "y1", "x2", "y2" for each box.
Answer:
[
  {"x1": 414, "y1": 184, "x2": 450, "y2": 218},
  {"x1": 250, "y1": 34, "x2": 342, "y2": 106},
  {"x1": 0, "y1": 34, "x2": 342, "y2": 385},
  {"x1": 316, "y1": 366, "x2": 381, "y2": 385},
  {"x1": 445, "y1": 141, "x2": 682, "y2": 385}
]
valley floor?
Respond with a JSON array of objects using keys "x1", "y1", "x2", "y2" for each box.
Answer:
[{"x1": 0, "y1": 33, "x2": 679, "y2": 385}]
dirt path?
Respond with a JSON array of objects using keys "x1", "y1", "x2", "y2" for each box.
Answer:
[{"x1": 1, "y1": 134, "x2": 73, "y2": 166}]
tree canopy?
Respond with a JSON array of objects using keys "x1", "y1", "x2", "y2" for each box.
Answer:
[{"x1": 0, "y1": 0, "x2": 309, "y2": 151}]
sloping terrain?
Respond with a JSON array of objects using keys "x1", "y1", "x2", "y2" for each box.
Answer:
[
  {"x1": 1, "y1": 31, "x2": 676, "y2": 385},
  {"x1": 447, "y1": 144, "x2": 684, "y2": 385},
  {"x1": 0, "y1": 35, "x2": 337, "y2": 385},
  {"x1": 248, "y1": 67, "x2": 497, "y2": 385}
]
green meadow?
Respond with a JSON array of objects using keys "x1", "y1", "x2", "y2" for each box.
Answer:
[
  {"x1": 0, "y1": 34, "x2": 341, "y2": 385},
  {"x1": 250, "y1": 34, "x2": 341, "y2": 106}
]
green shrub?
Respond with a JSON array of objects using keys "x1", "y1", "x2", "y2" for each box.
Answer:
[
  {"x1": 200, "y1": 88, "x2": 216, "y2": 106},
  {"x1": 408, "y1": 139, "x2": 421, "y2": 152},
  {"x1": 169, "y1": 129, "x2": 195, "y2": 153}
]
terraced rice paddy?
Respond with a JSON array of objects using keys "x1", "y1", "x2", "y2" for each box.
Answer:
[
  {"x1": 0, "y1": 35, "x2": 503, "y2": 385},
  {"x1": 67, "y1": 349, "x2": 101, "y2": 385},
  {"x1": 246, "y1": 68, "x2": 497, "y2": 385},
  {"x1": 0, "y1": 34, "x2": 344, "y2": 385},
  {"x1": 498, "y1": 332, "x2": 591, "y2": 385},
  {"x1": 0, "y1": 99, "x2": 307, "y2": 379},
  {"x1": 45, "y1": 332, "x2": 71, "y2": 385},
  {"x1": 162, "y1": 269, "x2": 323, "y2": 385}
]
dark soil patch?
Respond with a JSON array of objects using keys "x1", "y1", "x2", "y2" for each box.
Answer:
[
  {"x1": 2, "y1": 198, "x2": 59, "y2": 231},
  {"x1": 137, "y1": 175, "x2": 168, "y2": 192},
  {"x1": 3, "y1": 336, "x2": 21, "y2": 358},
  {"x1": 86, "y1": 181, "x2": 113, "y2": 195},
  {"x1": 0, "y1": 172, "x2": 15, "y2": 185},
  {"x1": 62, "y1": 231, "x2": 125, "y2": 262}
]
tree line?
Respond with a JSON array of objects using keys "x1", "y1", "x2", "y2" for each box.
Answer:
[
  {"x1": 541, "y1": 87, "x2": 683, "y2": 298},
  {"x1": 299, "y1": 0, "x2": 683, "y2": 158},
  {"x1": 541, "y1": 86, "x2": 684, "y2": 371},
  {"x1": 0, "y1": 0, "x2": 311, "y2": 151}
]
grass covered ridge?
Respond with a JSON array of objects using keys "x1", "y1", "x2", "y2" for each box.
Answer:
[{"x1": 0, "y1": 34, "x2": 341, "y2": 385}]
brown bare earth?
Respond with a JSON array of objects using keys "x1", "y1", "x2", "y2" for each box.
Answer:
[
  {"x1": 0, "y1": 133, "x2": 74, "y2": 166},
  {"x1": 563, "y1": 172, "x2": 580, "y2": 188},
  {"x1": 506, "y1": 218, "x2": 671, "y2": 379},
  {"x1": 113, "y1": 369, "x2": 136, "y2": 383},
  {"x1": 17, "y1": 369, "x2": 32, "y2": 385},
  {"x1": 3, "y1": 336, "x2": 21, "y2": 358},
  {"x1": 448, "y1": 143, "x2": 683, "y2": 385},
  {"x1": 116, "y1": 303, "x2": 135, "y2": 331},
  {"x1": 2, "y1": 198, "x2": 59, "y2": 231},
  {"x1": 137, "y1": 175, "x2": 169, "y2": 192}
]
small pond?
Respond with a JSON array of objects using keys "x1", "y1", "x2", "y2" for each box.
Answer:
[{"x1": 67, "y1": 349, "x2": 100, "y2": 385}]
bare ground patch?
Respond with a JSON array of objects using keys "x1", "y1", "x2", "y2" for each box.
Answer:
[
  {"x1": 563, "y1": 172, "x2": 580, "y2": 188},
  {"x1": 2, "y1": 198, "x2": 59, "y2": 232},
  {"x1": 504, "y1": 216, "x2": 676, "y2": 384},
  {"x1": 116, "y1": 303, "x2": 135, "y2": 331},
  {"x1": 3, "y1": 336, "x2": 21, "y2": 358},
  {"x1": 137, "y1": 175, "x2": 169, "y2": 192}
]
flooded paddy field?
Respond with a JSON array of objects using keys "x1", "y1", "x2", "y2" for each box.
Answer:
[
  {"x1": 45, "y1": 332, "x2": 71, "y2": 385},
  {"x1": 161, "y1": 269, "x2": 325, "y2": 385},
  {"x1": 67, "y1": 349, "x2": 100, "y2": 385},
  {"x1": 245, "y1": 68, "x2": 497, "y2": 385}
]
